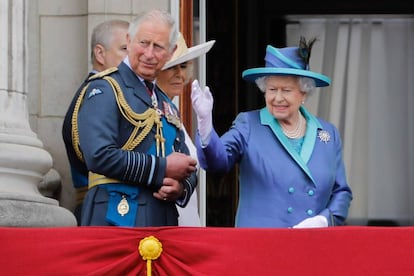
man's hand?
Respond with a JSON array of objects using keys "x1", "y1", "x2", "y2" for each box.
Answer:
[
  {"x1": 191, "y1": 79, "x2": 213, "y2": 143},
  {"x1": 165, "y1": 152, "x2": 197, "y2": 181},
  {"x1": 153, "y1": 177, "x2": 184, "y2": 201}
]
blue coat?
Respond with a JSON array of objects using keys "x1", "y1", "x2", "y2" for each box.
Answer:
[
  {"x1": 77, "y1": 61, "x2": 197, "y2": 227},
  {"x1": 62, "y1": 71, "x2": 98, "y2": 225},
  {"x1": 196, "y1": 107, "x2": 352, "y2": 228},
  {"x1": 62, "y1": 72, "x2": 94, "y2": 188}
]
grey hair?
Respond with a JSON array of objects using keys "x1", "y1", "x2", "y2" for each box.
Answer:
[
  {"x1": 90, "y1": 19, "x2": 129, "y2": 63},
  {"x1": 129, "y1": 9, "x2": 178, "y2": 52},
  {"x1": 255, "y1": 76, "x2": 316, "y2": 95}
]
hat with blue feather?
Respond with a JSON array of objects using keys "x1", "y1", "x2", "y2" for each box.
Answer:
[{"x1": 242, "y1": 37, "x2": 331, "y2": 87}]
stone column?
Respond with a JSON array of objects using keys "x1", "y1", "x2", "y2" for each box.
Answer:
[{"x1": 0, "y1": 0, "x2": 76, "y2": 226}]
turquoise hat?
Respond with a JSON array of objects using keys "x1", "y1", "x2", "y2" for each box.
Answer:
[{"x1": 242, "y1": 42, "x2": 331, "y2": 87}]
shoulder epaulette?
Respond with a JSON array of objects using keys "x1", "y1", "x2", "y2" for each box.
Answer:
[{"x1": 88, "y1": 67, "x2": 118, "y2": 81}]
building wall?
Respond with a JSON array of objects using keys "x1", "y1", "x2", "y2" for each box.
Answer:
[{"x1": 27, "y1": 0, "x2": 170, "y2": 212}]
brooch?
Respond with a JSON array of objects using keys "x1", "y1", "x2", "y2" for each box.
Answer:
[{"x1": 318, "y1": 130, "x2": 330, "y2": 143}]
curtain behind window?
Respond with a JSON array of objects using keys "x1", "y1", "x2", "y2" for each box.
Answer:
[{"x1": 286, "y1": 16, "x2": 414, "y2": 225}]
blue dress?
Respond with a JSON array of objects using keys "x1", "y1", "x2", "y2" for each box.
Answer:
[{"x1": 196, "y1": 106, "x2": 352, "y2": 228}]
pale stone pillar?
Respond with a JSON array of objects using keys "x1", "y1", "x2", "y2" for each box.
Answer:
[{"x1": 0, "y1": 0, "x2": 76, "y2": 226}]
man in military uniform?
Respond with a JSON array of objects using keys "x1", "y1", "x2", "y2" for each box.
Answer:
[
  {"x1": 74, "y1": 10, "x2": 198, "y2": 227},
  {"x1": 62, "y1": 19, "x2": 129, "y2": 225}
]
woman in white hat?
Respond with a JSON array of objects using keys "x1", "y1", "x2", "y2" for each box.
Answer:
[
  {"x1": 157, "y1": 33, "x2": 215, "y2": 226},
  {"x1": 191, "y1": 37, "x2": 353, "y2": 228}
]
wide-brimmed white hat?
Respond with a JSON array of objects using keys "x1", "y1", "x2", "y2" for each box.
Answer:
[{"x1": 163, "y1": 33, "x2": 215, "y2": 70}]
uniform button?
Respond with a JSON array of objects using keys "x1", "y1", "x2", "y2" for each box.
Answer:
[
  {"x1": 307, "y1": 209, "x2": 313, "y2": 216},
  {"x1": 288, "y1": 187, "x2": 295, "y2": 194},
  {"x1": 308, "y1": 190, "x2": 314, "y2": 196},
  {"x1": 287, "y1": 207, "x2": 293, "y2": 213}
]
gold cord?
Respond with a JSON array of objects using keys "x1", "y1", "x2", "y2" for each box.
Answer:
[{"x1": 71, "y1": 74, "x2": 165, "y2": 164}]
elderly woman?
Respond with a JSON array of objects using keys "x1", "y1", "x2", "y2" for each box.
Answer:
[{"x1": 191, "y1": 38, "x2": 353, "y2": 228}]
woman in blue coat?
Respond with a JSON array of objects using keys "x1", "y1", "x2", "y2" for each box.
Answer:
[{"x1": 191, "y1": 37, "x2": 353, "y2": 228}]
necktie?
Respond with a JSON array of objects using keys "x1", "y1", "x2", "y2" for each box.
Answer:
[
  {"x1": 144, "y1": 80, "x2": 158, "y2": 108},
  {"x1": 144, "y1": 80, "x2": 154, "y2": 94}
]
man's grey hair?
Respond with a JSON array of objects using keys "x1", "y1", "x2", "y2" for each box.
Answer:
[
  {"x1": 90, "y1": 19, "x2": 129, "y2": 63},
  {"x1": 129, "y1": 9, "x2": 178, "y2": 52}
]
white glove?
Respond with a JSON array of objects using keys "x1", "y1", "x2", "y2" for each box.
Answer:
[
  {"x1": 293, "y1": 215, "x2": 328, "y2": 228},
  {"x1": 191, "y1": 79, "x2": 213, "y2": 144}
]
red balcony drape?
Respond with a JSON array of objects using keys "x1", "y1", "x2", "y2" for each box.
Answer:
[{"x1": 1, "y1": 226, "x2": 413, "y2": 275}]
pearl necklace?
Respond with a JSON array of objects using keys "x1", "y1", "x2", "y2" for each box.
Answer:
[{"x1": 281, "y1": 112, "x2": 304, "y2": 139}]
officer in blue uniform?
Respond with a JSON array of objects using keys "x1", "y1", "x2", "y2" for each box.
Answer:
[
  {"x1": 74, "y1": 10, "x2": 197, "y2": 227},
  {"x1": 62, "y1": 19, "x2": 129, "y2": 225}
]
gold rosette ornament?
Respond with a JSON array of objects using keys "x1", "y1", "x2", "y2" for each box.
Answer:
[{"x1": 139, "y1": 236, "x2": 163, "y2": 276}]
